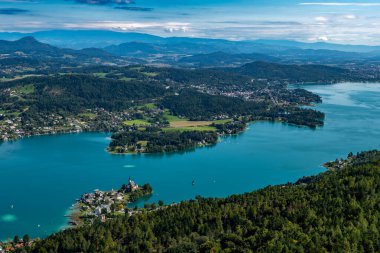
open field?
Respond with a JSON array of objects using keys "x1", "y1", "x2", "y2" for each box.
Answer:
[
  {"x1": 163, "y1": 120, "x2": 216, "y2": 132},
  {"x1": 93, "y1": 72, "x2": 107, "y2": 78},
  {"x1": 137, "y1": 103, "x2": 157, "y2": 110},
  {"x1": 162, "y1": 126, "x2": 216, "y2": 132},
  {"x1": 213, "y1": 119, "x2": 232, "y2": 124},
  {"x1": 78, "y1": 113, "x2": 97, "y2": 119},
  {"x1": 169, "y1": 120, "x2": 213, "y2": 128},
  {"x1": 163, "y1": 111, "x2": 188, "y2": 122},
  {"x1": 0, "y1": 74, "x2": 42, "y2": 82},
  {"x1": 120, "y1": 77, "x2": 136, "y2": 82},
  {"x1": 123, "y1": 119, "x2": 151, "y2": 126},
  {"x1": 14, "y1": 84, "x2": 35, "y2": 95}
]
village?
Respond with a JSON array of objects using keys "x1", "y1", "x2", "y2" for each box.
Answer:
[{"x1": 71, "y1": 177, "x2": 153, "y2": 225}]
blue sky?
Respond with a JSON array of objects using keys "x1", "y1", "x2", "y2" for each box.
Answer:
[{"x1": 0, "y1": 0, "x2": 380, "y2": 45}]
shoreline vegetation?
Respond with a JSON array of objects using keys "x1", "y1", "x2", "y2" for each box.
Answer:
[{"x1": 7, "y1": 150, "x2": 377, "y2": 252}]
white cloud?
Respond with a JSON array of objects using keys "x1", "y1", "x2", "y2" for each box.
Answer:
[
  {"x1": 62, "y1": 21, "x2": 190, "y2": 34},
  {"x1": 318, "y1": 36, "x2": 329, "y2": 41},
  {"x1": 344, "y1": 14, "x2": 357, "y2": 20},
  {"x1": 315, "y1": 16, "x2": 328, "y2": 22}
]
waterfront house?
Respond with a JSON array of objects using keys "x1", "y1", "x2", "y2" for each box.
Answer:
[
  {"x1": 94, "y1": 207, "x2": 102, "y2": 216},
  {"x1": 125, "y1": 177, "x2": 139, "y2": 192}
]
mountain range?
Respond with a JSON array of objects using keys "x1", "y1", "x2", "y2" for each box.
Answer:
[
  {"x1": 1, "y1": 33, "x2": 380, "y2": 69},
  {"x1": 1, "y1": 30, "x2": 380, "y2": 53}
]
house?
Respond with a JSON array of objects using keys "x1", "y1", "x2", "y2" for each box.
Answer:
[
  {"x1": 125, "y1": 177, "x2": 139, "y2": 192},
  {"x1": 94, "y1": 207, "x2": 102, "y2": 216}
]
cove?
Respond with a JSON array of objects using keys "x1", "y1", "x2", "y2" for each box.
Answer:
[{"x1": 0, "y1": 82, "x2": 380, "y2": 241}]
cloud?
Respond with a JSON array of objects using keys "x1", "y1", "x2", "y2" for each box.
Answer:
[
  {"x1": 309, "y1": 35, "x2": 329, "y2": 42},
  {"x1": 344, "y1": 14, "x2": 357, "y2": 20},
  {"x1": 315, "y1": 16, "x2": 328, "y2": 22},
  {"x1": 62, "y1": 21, "x2": 190, "y2": 33},
  {"x1": 0, "y1": 8, "x2": 29, "y2": 15},
  {"x1": 73, "y1": 0, "x2": 135, "y2": 5},
  {"x1": 115, "y1": 6, "x2": 153, "y2": 12},
  {"x1": 300, "y1": 2, "x2": 380, "y2": 6}
]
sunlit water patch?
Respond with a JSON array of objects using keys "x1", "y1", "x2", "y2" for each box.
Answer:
[{"x1": 1, "y1": 214, "x2": 17, "y2": 223}]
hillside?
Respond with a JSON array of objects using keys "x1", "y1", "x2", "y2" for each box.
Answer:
[
  {"x1": 227, "y1": 61, "x2": 357, "y2": 83},
  {"x1": 0, "y1": 75, "x2": 166, "y2": 113},
  {"x1": 0, "y1": 37, "x2": 119, "y2": 63},
  {"x1": 30, "y1": 150, "x2": 380, "y2": 252},
  {"x1": 178, "y1": 51, "x2": 279, "y2": 67}
]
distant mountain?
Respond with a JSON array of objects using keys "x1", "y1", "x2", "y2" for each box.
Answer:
[
  {"x1": 104, "y1": 42, "x2": 165, "y2": 57},
  {"x1": 1, "y1": 30, "x2": 380, "y2": 54},
  {"x1": 0, "y1": 30, "x2": 165, "y2": 49},
  {"x1": 0, "y1": 37, "x2": 123, "y2": 64},
  {"x1": 1, "y1": 33, "x2": 379, "y2": 69},
  {"x1": 104, "y1": 41, "x2": 235, "y2": 57},
  {"x1": 178, "y1": 51, "x2": 280, "y2": 67},
  {"x1": 253, "y1": 39, "x2": 380, "y2": 53},
  {"x1": 0, "y1": 36, "x2": 62, "y2": 56},
  {"x1": 226, "y1": 61, "x2": 357, "y2": 82}
]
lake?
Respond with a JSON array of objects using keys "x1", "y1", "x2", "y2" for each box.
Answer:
[{"x1": 0, "y1": 82, "x2": 379, "y2": 241}]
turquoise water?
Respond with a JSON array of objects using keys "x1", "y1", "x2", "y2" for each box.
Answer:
[{"x1": 0, "y1": 82, "x2": 380, "y2": 241}]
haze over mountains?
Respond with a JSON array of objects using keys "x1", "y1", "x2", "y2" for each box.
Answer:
[
  {"x1": 1, "y1": 31, "x2": 380, "y2": 71},
  {"x1": 1, "y1": 30, "x2": 380, "y2": 53}
]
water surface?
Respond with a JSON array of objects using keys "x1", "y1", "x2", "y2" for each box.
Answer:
[{"x1": 0, "y1": 82, "x2": 379, "y2": 240}]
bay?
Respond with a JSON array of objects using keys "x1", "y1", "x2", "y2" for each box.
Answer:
[{"x1": 0, "y1": 82, "x2": 379, "y2": 240}]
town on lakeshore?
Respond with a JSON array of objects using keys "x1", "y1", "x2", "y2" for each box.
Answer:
[{"x1": 71, "y1": 177, "x2": 153, "y2": 226}]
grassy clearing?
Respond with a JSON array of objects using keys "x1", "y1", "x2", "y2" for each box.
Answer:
[
  {"x1": 137, "y1": 140, "x2": 148, "y2": 146},
  {"x1": 212, "y1": 119, "x2": 232, "y2": 124},
  {"x1": 129, "y1": 67, "x2": 143, "y2": 71},
  {"x1": 93, "y1": 73, "x2": 107, "y2": 78},
  {"x1": 163, "y1": 111, "x2": 188, "y2": 122},
  {"x1": 1, "y1": 74, "x2": 41, "y2": 82},
  {"x1": 120, "y1": 77, "x2": 136, "y2": 82},
  {"x1": 162, "y1": 126, "x2": 216, "y2": 132},
  {"x1": 136, "y1": 103, "x2": 157, "y2": 110},
  {"x1": 79, "y1": 113, "x2": 97, "y2": 119},
  {"x1": 123, "y1": 119, "x2": 151, "y2": 126},
  {"x1": 141, "y1": 72, "x2": 158, "y2": 77},
  {"x1": 169, "y1": 120, "x2": 213, "y2": 128},
  {"x1": 14, "y1": 84, "x2": 35, "y2": 95}
]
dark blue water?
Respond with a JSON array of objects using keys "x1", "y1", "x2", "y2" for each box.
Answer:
[{"x1": 0, "y1": 82, "x2": 379, "y2": 241}]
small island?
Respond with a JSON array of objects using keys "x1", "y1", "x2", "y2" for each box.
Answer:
[{"x1": 70, "y1": 177, "x2": 153, "y2": 225}]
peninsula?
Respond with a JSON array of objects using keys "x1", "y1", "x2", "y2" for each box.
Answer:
[{"x1": 71, "y1": 177, "x2": 153, "y2": 226}]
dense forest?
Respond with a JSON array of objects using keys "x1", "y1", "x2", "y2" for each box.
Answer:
[
  {"x1": 28, "y1": 150, "x2": 380, "y2": 253},
  {"x1": 1, "y1": 75, "x2": 166, "y2": 113},
  {"x1": 161, "y1": 89, "x2": 268, "y2": 120},
  {"x1": 109, "y1": 128, "x2": 218, "y2": 153}
]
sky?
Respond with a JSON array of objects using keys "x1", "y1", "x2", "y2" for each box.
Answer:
[{"x1": 0, "y1": 0, "x2": 380, "y2": 45}]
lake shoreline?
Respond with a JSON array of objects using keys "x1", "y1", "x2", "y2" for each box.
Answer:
[{"x1": 1, "y1": 82, "x2": 379, "y2": 241}]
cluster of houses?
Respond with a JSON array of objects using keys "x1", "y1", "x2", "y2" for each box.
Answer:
[
  {"x1": 0, "y1": 241, "x2": 32, "y2": 253},
  {"x1": 75, "y1": 177, "x2": 141, "y2": 223}
]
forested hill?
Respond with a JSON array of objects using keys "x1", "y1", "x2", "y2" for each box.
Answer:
[
  {"x1": 31, "y1": 150, "x2": 380, "y2": 253},
  {"x1": 226, "y1": 61, "x2": 357, "y2": 83},
  {"x1": 0, "y1": 37, "x2": 119, "y2": 63},
  {"x1": 0, "y1": 75, "x2": 166, "y2": 112}
]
